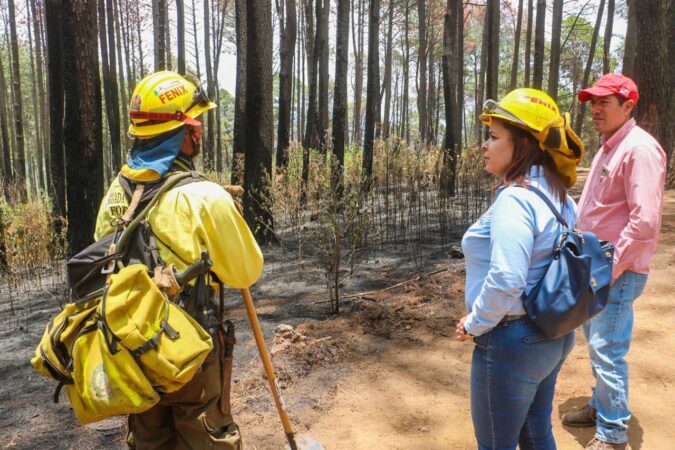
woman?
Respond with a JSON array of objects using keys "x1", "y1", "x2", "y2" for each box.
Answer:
[{"x1": 456, "y1": 88, "x2": 584, "y2": 450}]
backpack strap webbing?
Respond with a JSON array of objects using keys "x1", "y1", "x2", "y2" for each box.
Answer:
[
  {"x1": 120, "y1": 184, "x2": 145, "y2": 225},
  {"x1": 513, "y1": 184, "x2": 569, "y2": 228},
  {"x1": 115, "y1": 171, "x2": 200, "y2": 255},
  {"x1": 117, "y1": 170, "x2": 207, "y2": 211}
]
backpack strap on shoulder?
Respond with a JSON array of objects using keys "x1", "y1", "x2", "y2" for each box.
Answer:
[
  {"x1": 118, "y1": 174, "x2": 134, "y2": 199},
  {"x1": 115, "y1": 171, "x2": 194, "y2": 255},
  {"x1": 514, "y1": 184, "x2": 569, "y2": 229},
  {"x1": 119, "y1": 184, "x2": 145, "y2": 227}
]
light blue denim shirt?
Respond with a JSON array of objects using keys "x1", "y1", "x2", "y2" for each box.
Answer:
[{"x1": 461, "y1": 165, "x2": 577, "y2": 336}]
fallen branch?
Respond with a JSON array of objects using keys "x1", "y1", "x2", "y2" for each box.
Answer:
[{"x1": 340, "y1": 268, "x2": 449, "y2": 300}]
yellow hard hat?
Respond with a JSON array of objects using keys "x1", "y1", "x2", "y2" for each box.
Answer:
[
  {"x1": 479, "y1": 88, "x2": 560, "y2": 132},
  {"x1": 128, "y1": 71, "x2": 217, "y2": 138},
  {"x1": 480, "y1": 88, "x2": 585, "y2": 188}
]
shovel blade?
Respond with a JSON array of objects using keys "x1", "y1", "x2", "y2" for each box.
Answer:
[{"x1": 284, "y1": 433, "x2": 325, "y2": 450}]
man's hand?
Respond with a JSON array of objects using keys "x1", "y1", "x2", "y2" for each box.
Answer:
[
  {"x1": 455, "y1": 314, "x2": 471, "y2": 342},
  {"x1": 223, "y1": 185, "x2": 244, "y2": 215}
]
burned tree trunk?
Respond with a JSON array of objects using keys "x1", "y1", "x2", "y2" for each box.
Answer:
[
  {"x1": 417, "y1": 0, "x2": 428, "y2": 143},
  {"x1": 177, "y1": 0, "x2": 186, "y2": 74},
  {"x1": 485, "y1": 0, "x2": 500, "y2": 101},
  {"x1": 603, "y1": 0, "x2": 615, "y2": 74},
  {"x1": 232, "y1": 0, "x2": 246, "y2": 185},
  {"x1": 401, "y1": 0, "x2": 410, "y2": 141},
  {"x1": 45, "y1": 0, "x2": 66, "y2": 218},
  {"x1": 362, "y1": 0, "x2": 380, "y2": 188},
  {"x1": 332, "y1": 0, "x2": 350, "y2": 192},
  {"x1": 548, "y1": 0, "x2": 563, "y2": 99},
  {"x1": 524, "y1": 0, "x2": 533, "y2": 86},
  {"x1": 63, "y1": 0, "x2": 104, "y2": 254},
  {"x1": 203, "y1": 0, "x2": 215, "y2": 171},
  {"x1": 510, "y1": 0, "x2": 523, "y2": 90},
  {"x1": 302, "y1": 0, "x2": 319, "y2": 151},
  {"x1": 382, "y1": 0, "x2": 394, "y2": 138},
  {"x1": 351, "y1": 0, "x2": 365, "y2": 144},
  {"x1": 532, "y1": 0, "x2": 545, "y2": 89},
  {"x1": 574, "y1": 0, "x2": 605, "y2": 135},
  {"x1": 276, "y1": 0, "x2": 297, "y2": 168},
  {"x1": 317, "y1": 0, "x2": 330, "y2": 151},
  {"x1": 0, "y1": 49, "x2": 12, "y2": 182},
  {"x1": 99, "y1": 0, "x2": 121, "y2": 171},
  {"x1": 152, "y1": 0, "x2": 168, "y2": 71},
  {"x1": 622, "y1": 0, "x2": 637, "y2": 77},
  {"x1": 243, "y1": 0, "x2": 275, "y2": 242},
  {"x1": 8, "y1": 0, "x2": 26, "y2": 193},
  {"x1": 634, "y1": 0, "x2": 672, "y2": 166},
  {"x1": 441, "y1": 0, "x2": 460, "y2": 196}
]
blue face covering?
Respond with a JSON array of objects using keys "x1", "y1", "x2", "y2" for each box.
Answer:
[{"x1": 121, "y1": 127, "x2": 186, "y2": 181}]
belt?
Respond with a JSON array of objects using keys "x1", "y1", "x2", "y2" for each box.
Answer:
[{"x1": 499, "y1": 314, "x2": 527, "y2": 324}]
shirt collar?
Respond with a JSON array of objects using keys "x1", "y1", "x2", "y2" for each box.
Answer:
[
  {"x1": 526, "y1": 165, "x2": 544, "y2": 180},
  {"x1": 602, "y1": 118, "x2": 636, "y2": 153},
  {"x1": 496, "y1": 165, "x2": 548, "y2": 195}
]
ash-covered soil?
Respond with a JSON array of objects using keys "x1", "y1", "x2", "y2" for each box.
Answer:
[{"x1": 0, "y1": 240, "x2": 465, "y2": 450}]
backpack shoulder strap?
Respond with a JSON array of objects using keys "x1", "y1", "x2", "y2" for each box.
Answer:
[
  {"x1": 116, "y1": 171, "x2": 201, "y2": 254},
  {"x1": 118, "y1": 174, "x2": 134, "y2": 199},
  {"x1": 514, "y1": 184, "x2": 569, "y2": 229},
  {"x1": 117, "y1": 170, "x2": 207, "y2": 208}
]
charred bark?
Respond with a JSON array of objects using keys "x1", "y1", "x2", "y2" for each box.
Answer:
[
  {"x1": 243, "y1": 0, "x2": 275, "y2": 243},
  {"x1": 276, "y1": 0, "x2": 297, "y2": 168},
  {"x1": 362, "y1": 0, "x2": 380, "y2": 189}
]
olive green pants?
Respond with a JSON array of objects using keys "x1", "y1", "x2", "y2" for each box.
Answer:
[{"x1": 127, "y1": 342, "x2": 241, "y2": 450}]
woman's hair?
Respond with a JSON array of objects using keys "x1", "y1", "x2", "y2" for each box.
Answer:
[{"x1": 499, "y1": 119, "x2": 567, "y2": 202}]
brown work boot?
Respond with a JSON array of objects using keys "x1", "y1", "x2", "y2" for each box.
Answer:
[
  {"x1": 562, "y1": 403, "x2": 597, "y2": 427},
  {"x1": 585, "y1": 437, "x2": 631, "y2": 450}
]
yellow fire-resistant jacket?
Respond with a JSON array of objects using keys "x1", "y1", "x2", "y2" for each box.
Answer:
[{"x1": 94, "y1": 175, "x2": 263, "y2": 289}]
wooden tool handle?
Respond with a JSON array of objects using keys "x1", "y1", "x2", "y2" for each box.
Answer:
[{"x1": 241, "y1": 289, "x2": 296, "y2": 440}]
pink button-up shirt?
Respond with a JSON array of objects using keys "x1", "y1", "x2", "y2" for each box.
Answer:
[{"x1": 577, "y1": 118, "x2": 666, "y2": 280}]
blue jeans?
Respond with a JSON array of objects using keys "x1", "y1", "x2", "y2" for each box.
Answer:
[
  {"x1": 582, "y1": 270, "x2": 647, "y2": 444},
  {"x1": 471, "y1": 317, "x2": 575, "y2": 450}
]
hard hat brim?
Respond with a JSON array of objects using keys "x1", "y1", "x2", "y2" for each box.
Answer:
[
  {"x1": 128, "y1": 101, "x2": 216, "y2": 138},
  {"x1": 479, "y1": 111, "x2": 530, "y2": 131}
]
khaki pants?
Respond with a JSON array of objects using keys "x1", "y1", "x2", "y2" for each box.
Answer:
[{"x1": 127, "y1": 337, "x2": 241, "y2": 450}]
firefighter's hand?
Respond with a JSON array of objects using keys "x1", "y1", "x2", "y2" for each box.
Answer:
[{"x1": 223, "y1": 185, "x2": 244, "y2": 215}]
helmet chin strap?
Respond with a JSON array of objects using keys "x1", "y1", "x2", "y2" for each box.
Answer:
[
  {"x1": 190, "y1": 140, "x2": 201, "y2": 158},
  {"x1": 179, "y1": 126, "x2": 201, "y2": 158}
]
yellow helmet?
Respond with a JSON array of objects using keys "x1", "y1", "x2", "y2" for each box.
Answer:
[
  {"x1": 128, "y1": 71, "x2": 217, "y2": 138},
  {"x1": 479, "y1": 88, "x2": 560, "y2": 132},
  {"x1": 480, "y1": 88, "x2": 585, "y2": 188}
]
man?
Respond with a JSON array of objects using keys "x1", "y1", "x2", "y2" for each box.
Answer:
[
  {"x1": 95, "y1": 71, "x2": 263, "y2": 449},
  {"x1": 562, "y1": 73, "x2": 666, "y2": 450}
]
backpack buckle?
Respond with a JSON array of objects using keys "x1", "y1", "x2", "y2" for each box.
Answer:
[{"x1": 101, "y1": 243, "x2": 118, "y2": 274}]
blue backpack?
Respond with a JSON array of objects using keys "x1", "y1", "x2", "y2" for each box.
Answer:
[{"x1": 520, "y1": 186, "x2": 615, "y2": 339}]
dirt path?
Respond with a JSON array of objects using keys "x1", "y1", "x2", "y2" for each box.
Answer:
[{"x1": 299, "y1": 190, "x2": 675, "y2": 449}]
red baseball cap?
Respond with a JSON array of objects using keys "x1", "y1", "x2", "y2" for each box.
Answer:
[{"x1": 578, "y1": 73, "x2": 639, "y2": 105}]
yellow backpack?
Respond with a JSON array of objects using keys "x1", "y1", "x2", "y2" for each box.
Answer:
[
  {"x1": 31, "y1": 171, "x2": 214, "y2": 424},
  {"x1": 31, "y1": 264, "x2": 214, "y2": 424},
  {"x1": 65, "y1": 312, "x2": 160, "y2": 424},
  {"x1": 32, "y1": 299, "x2": 100, "y2": 387},
  {"x1": 102, "y1": 264, "x2": 212, "y2": 393}
]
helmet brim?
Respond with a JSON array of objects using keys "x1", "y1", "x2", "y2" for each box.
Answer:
[
  {"x1": 479, "y1": 111, "x2": 532, "y2": 132},
  {"x1": 128, "y1": 101, "x2": 217, "y2": 138}
]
